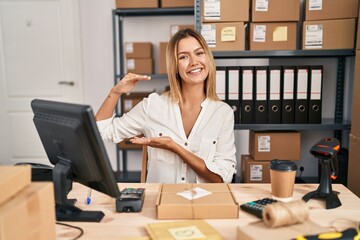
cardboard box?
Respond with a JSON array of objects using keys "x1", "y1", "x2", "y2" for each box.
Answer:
[
  {"x1": 201, "y1": 22, "x2": 245, "y2": 51},
  {"x1": 250, "y1": 22, "x2": 297, "y2": 50},
  {"x1": 249, "y1": 131, "x2": 301, "y2": 161},
  {"x1": 348, "y1": 134, "x2": 360, "y2": 197},
  {"x1": 252, "y1": 0, "x2": 300, "y2": 22},
  {"x1": 0, "y1": 182, "x2": 56, "y2": 240},
  {"x1": 116, "y1": 0, "x2": 158, "y2": 9},
  {"x1": 161, "y1": 0, "x2": 194, "y2": 8},
  {"x1": 125, "y1": 42, "x2": 152, "y2": 59},
  {"x1": 0, "y1": 165, "x2": 31, "y2": 206},
  {"x1": 202, "y1": 0, "x2": 249, "y2": 23},
  {"x1": 357, "y1": 14, "x2": 360, "y2": 50},
  {"x1": 159, "y1": 42, "x2": 168, "y2": 74},
  {"x1": 156, "y1": 183, "x2": 239, "y2": 219},
  {"x1": 126, "y1": 58, "x2": 153, "y2": 74},
  {"x1": 352, "y1": 51, "x2": 360, "y2": 137},
  {"x1": 305, "y1": 0, "x2": 359, "y2": 21},
  {"x1": 170, "y1": 24, "x2": 194, "y2": 37},
  {"x1": 302, "y1": 19, "x2": 356, "y2": 50},
  {"x1": 240, "y1": 155, "x2": 270, "y2": 183}
]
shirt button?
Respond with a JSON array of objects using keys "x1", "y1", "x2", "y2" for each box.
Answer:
[
  {"x1": 159, "y1": 133, "x2": 163, "y2": 136},
  {"x1": 181, "y1": 177, "x2": 185, "y2": 181},
  {"x1": 184, "y1": 142, "x2": 188, "y2": 146},
  {"x1": 213, "y1": 141, "x2": 216, "y2": 144}
]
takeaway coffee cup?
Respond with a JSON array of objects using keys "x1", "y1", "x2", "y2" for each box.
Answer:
[{"x1": 269, "y1": 160, "x2": 298, "y2": 202}]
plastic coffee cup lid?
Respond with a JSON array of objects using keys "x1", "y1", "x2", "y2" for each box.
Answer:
[{"x1": 269, "y1": 159, "x2": 297, "y2": 171}]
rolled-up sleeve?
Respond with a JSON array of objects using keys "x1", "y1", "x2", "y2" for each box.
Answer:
[
  {"x1": 96, "y1": 95, "x2": 150, "y2": 143},
  {"x1": 202, "y1": 106, "x2": 237, "y2": 183}
]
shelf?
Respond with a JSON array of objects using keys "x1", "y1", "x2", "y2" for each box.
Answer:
[
  {"x1": 212, "y1": 49, "x2": 356, "y2": 59},
  {"x1": 234, "y1": 119, "x2": 351, "y2": 131},
  {"x1": 114, "y1": 7, "x2": 194, "y2": 17}
]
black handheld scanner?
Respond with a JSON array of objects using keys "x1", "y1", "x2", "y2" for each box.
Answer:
[{"x1": 310, "y1": 137, "x2": 340, "y2": 180}]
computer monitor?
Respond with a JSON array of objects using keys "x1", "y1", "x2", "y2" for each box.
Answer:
[{"x1": 31, "y1": 99, "x2": 121, "y2": 222}]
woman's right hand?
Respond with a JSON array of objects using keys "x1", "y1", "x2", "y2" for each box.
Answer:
[{"x1": 112, "y1": 73, "x2": 151, "y2": 95}]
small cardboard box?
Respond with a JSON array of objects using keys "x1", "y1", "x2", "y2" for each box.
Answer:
[
  {"x1": 249, "y1": 131, "x2": 301, "y2": 161},
  {"x1": 305, "y1": 0, "x2": 359, "y2": 21},
  {"x1": 202, "y1": 0, "x2": 249, "y2": 23},
  {"x1": 357, "y1": 14, "x2": 360, "y2": 50},
  {"x1": 161, "y1": 0, "x2": 194, "y2": 8},
  {"x1": 159, "y1": 42, "x2": 168, "y2": 74},
  {"x1": 126, "y1": 58, "x2": 153, "y2": 74},
  {"x1": 125, "y1": 42, "x2": 152, "y2": 59},
  {"x1": 250, "y1": 22, "x2": 297, "y2": 50},
  {"x1": 0, "y1": 165, "x2": 31, "y2": 206},
  {"x1": 116, "y1": 0, "x2": 158, "y2": 9},
  {"x1": 241, "y1": 155, "x2": 270, "y2": 183},
  {"x1": 302, "y1": 19, "x2": 356, "y2": 50},
  {"x1": 348, "y1": 134, "x2": 360, "y2": 198},
  {"x1": 252, "y1": 0, "x2": 300, "y2": 22},
  {"x1": 201, "y1": 22, "x2": 245, "y2": 51},
  {"x1": 0, "y1": 182, "x2": 56, "y2": 240},
  {"x1": 156, "y1": 183, "x2": 239, "y2": 219},
  {"x1": 170, "y1": 24, "x2": 194, "y2": 37}
]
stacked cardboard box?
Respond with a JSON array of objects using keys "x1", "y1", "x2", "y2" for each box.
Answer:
[
  {"x1": 302, "y1": 0, "x2": 358, "y2": 50},
  {"x1": 200, "y1": 0, "x2": 248, "y2": 51},
  {"x1": 0, "y1": 166, "x2": 56, "y2": 240},
  {"x1": 161, "y1": 0, "x2": 194, "y2": 8},
  {"x1": 241, "y1": 131, "x2": 301, "y2": 183},
  {"x1": 348, "y1": 16, "x2": 360, "y2": 196},
  {"x1": 125, "y1": 42, "x2": 153, "y2": 74},
  {"x1": 250, "y1": 0, "x2": 300, "y2": 50},
  {"x1": 116, "y1": 0, "x2": 158, "y2": 9}
]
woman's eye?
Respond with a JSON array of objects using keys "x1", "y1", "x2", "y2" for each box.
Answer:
[
  {"x1": 196, "y1": 51, "x2": 205, "y2": 56},
  {"x1": 179, "y1": 55, "x2": 187, "y2": 60}
]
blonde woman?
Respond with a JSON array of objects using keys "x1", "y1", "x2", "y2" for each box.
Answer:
[{"x1": 96, "y1": 29, "x2": 236, "y2": 183}]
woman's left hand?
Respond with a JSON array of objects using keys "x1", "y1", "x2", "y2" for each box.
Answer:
[{"x1": 130, "y1": 136, "x2": 175, "y2": 151}]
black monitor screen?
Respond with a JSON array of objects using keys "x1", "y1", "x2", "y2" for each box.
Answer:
[{"x1": 31, "y1": 99, "x2": 120, "y2": 222}]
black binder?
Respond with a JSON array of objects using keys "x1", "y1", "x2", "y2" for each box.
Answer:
[
  {"x1": 295, "y1": 66, "x2": 310, "y2": 124},
  {"x1": 216, "y1": 66, "x2": 227, "y2": 102},
  {"x1": 254, "y1": 66, "x2": 268, "y2": 124},
  {"x1": 268, "y1": 66, "x2": 282, "y2": 124},
  {"x1": 240, "y1": 67, "x2": 254, "y2": 124},
  {"x1": 227, "y1": 67, "x2": 241, "y2": 124},
  {"x1": 281, "y1": 66, "x2": 296, "y2": 124},
  {"x1": 308, "y1": 66, "x2": 323, "y2": 124}
]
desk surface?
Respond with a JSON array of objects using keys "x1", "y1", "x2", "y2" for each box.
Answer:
[{"x1": 56, "y1": 183, "x2": 360, "y2": 239}]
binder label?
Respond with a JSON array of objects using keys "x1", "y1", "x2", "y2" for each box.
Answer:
[
  {"x1": 256, "y1": 70, "x2": 267, "y2": 100},
  {"x1": 311, "y1": 69, "x2": 322, "y2": 100},
  {"x1": 270, "y1": 70, "x2": 281, "y2": 100},
  {"x1": 258, "y1": 136, "x2": 270, "y2": 152},
  {"x1": 216, "y1": 69, "x2": 226, "y2": 100},
  {"x1": 297, "y1": 69, "x2": 308, "y2": 99},
  {"x1": 228, "y1": 70, "x2": 239, "y2": 100},
  {"x1": 242, "y1": 70, "x2": 253, "y2": 100},
  {"x1": 283, "y1": 69, "x2": 294, "y2": 99}
]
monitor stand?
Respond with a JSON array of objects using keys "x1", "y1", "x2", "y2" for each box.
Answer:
[{"x1": 53, "y1": 157, "x2": 105, "y2": 222}]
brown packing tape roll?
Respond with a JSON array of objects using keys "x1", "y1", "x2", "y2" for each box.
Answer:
[{"x1": 263, "y1": 200, "x2": 309, "y2": 228}]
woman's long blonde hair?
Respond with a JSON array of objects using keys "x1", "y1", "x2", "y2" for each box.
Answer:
[{"x1": 165, "y1": 28, "x2": 220, "y2": 103}]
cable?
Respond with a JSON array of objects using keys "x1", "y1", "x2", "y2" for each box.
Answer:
[{"x1": 56, "y1": 222, "x2": 84, "y2": 240}]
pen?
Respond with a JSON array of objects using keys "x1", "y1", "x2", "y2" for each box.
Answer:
[{"x1": 86, "y1": 188, "x2": 92, "y2": 205}]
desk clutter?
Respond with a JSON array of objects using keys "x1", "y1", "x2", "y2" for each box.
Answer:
[{"x1": 0, "y1": 165, "x2": 56, "y2": 240}]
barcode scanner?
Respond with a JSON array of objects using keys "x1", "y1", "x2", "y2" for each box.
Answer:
[{"x1": 302, "y1": 137, "x2": 342, "y2": 209}]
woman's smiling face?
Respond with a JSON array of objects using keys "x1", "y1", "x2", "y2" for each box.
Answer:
[{"x1": 176, "y1": 36, "x2": 210, "y2": 86}]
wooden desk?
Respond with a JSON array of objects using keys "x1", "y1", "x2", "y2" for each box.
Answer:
[{"x1": 56, "y1": 183, "x2": 360, "y2": 239}]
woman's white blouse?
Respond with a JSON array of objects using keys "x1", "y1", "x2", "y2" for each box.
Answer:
[{"x1": 96, "y1": 93, "x2": 237, "y2": 183}]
